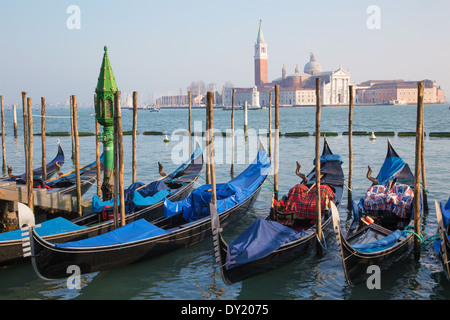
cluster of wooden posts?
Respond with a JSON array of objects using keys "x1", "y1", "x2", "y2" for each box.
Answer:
[{"x1": 0, "y1": 81, "x2": 429, "y2": 257}]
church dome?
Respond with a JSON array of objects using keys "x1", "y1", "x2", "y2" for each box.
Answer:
[{"x1": 304, "y1": 52, "x2": 322, "y2": 75}]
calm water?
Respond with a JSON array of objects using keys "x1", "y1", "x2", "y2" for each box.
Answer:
[{"x1": 1, "y1": 103, "x2": 450, "y2": 300}]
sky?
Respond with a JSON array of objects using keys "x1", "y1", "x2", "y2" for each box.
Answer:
[{"x1": 1, "y1": 0, "x2": 449, "y2": 106}]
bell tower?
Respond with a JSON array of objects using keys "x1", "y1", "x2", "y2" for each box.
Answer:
[{"x1": 254, "y1": 20, "x2": 268, "y2": 86}]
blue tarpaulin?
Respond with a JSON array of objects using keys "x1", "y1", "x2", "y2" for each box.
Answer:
[
  {"x1": 433, "y1": 199, "x2": 450, "y2": 254},
  {"x1": 0, "y1": 217, "x2": 87, "y2": 242},
  {"x1": 54, "y1": 219, "x2": 167, "y2": 248},
  {"x1": 377, "y1": 156, "x2": 405, "y2": 186},
  {"x1": 163, "y1": 149, "x2": 270, "y2": 222},
  {"x1": 225, "y1": 219, "x2": 301, "y2": 270},
  {"x1": 352, "y1": 230, "x2": 402, "y2": 253}
]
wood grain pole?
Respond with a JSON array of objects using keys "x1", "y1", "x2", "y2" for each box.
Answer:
[
  {"x1": 414, "y1": 81, "x2": 424, "y2": 259},
  {"x1": 244, "y1": 100, "x2": 248, "y2": 141},
  {"x1": 230, "y1": 89, "x2": 235, "y2": 177},
  {"x1": 70, "y1": 96, "x2": 75, "y2": 160},
  {"x1": 188, "y1": 91, "x2": 192, "y2": 156},
  {"x1": 315, "y1": 78, "x2": 322, "y2": 254},
  {"x1": 26, "y1": 97, "x2": 33, "y2": 211},
  {"x1": 206, "y1": 98, "x2": 211, "y2": 184},
  {"x1": 114, "y1": 91, "x2": 125, "y2": 227},
  {"x1": 113, "y1": 94, "x2": 119, "y2": 229},
  {"x1": 347, "y1": 85, "x2": 353, "y2": 211},
  {"x1": 71, "y1": 95, "x2": 82, "y2": 216},
  {"x1": 41, "y1": 97, "x2": 47, "y2": 181},
  {"x1": 274, "y1": 85, "x2": 279, "y2": 201},
  {"x1": 207, "y1": 92, "x2": 217, "y2": 207},
  {"x1": 22, "y1": 92, "x2": 28, "y2": 182},
  {"x1": 95, "y1": 94, "x2": 101, "y2": 197},
  {"x1": 13, "y1": 104, "x2": 17, "y2": 137},
  {"x1": 268, "y1": 92, "x2": 272, "y2": 158},
  {"x1": 132, "y1": 91, "x2": 138, "y2": 184},
  {"x1": 0, "y1": 96, "x2": 5, "y2": 175},
  {"x1": 421, "y1": 125, "x2": 428, "y2": 213}
]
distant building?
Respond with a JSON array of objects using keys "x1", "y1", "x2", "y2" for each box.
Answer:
[
  {"x1": 355, "y1": 80, "x2": 445, "y2": 104},
  {"x1": 225, "y1": 22, "x2": 352, "y2": 107}
]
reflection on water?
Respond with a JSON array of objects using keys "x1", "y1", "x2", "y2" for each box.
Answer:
[{"x1": 0, "y1": 104, "x2": 450, "y2": 299}]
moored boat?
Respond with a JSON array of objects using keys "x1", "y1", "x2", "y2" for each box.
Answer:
[
  {"x1": 211, "y1": 138, "x2": 344, "y2": 285},
  {"x1": 433, "y1": 198, "x2": 450, "y2": 280},
  {"x1": 0, "y1": 146, "x2": 203, "y2": 266},
  {"x1": 331, "y1": 139, "x2": 417, "y2": 286},
  {"x1": 28, "y1": 146, "x2": 270, "y2": 279}
]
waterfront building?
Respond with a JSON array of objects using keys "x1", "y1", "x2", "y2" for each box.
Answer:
[
  {"x1": 225, "y1": 22, "x2": 352, "y2": 107},
  {"x1": 355, "y1": 79, "x2": 445, "y2": 104}
]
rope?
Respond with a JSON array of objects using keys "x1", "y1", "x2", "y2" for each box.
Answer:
[
  {"x1": 262, "y1": 182, "x2": 278, "y2": 194},
  {"x1": 403, "y1": 226, "x2": 441, "y2": 253}
]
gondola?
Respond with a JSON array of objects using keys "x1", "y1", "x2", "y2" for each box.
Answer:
[
  {"x1": 2, "y1": 140, "x2": 64, "y2": 183},
  {"x1": 0, "y1": 146, "x2": 203, "y2": 266},
  {"x1": 331, "y1": 139, "x2": 417, "y2": 286},
  {"x1": 44, "y1": 154, "x2": 104, "y2": 196},
  {"x1": 211, "y1": 138, "x2": 344, "y2": 285},
  {"x1": 433, "y1": 198, "x2": 450, "y2": 280},
  {"x1": 28, "y1": 146, "x2": 270, "y2": 279}
]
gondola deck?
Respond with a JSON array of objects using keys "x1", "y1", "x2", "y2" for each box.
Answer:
[
  {"x1": 0, "y1": 147, "x2": 203, "y2": 266},
  {"x1": 28, "y1": 147, "x2": 270, "y2": 279},
  {"x1": 331, "y1": 139, "x2": 417, "y2": 286},
  {"x1": 212, "y1": 138, "x2": 345, "y2": 285}
]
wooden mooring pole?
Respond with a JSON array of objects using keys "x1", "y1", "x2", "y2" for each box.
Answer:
[
  {"x1": 347, "y1": 85, "x2": 353, "y2": 212},
  {"x1": 22, "y1": 92, "x2": 28, "y2": 183},
  {"x1": 268, "y1": 92, "x2": 272, "y2": 158},
  {"x1": 244, "y1": 100, "x2": 248, "y2": 141},
  {"x1": 206, "y1": 99, "x2": 211, "y2": 184},
  {"x1": 26, "y1": 97, "x2": 33, "y2": 211},
  {"x1": 70, "y1": 96, "x2": 75, "y2": 160},
  {"x1": 421, "y1": 125, "x2": 428, "y2": 213},
  {"x1": 315, "y1": 78, "x2": 322, "y2": 254},
  {"x1": 230, "y1": 89, "x2": 235, "y2": 177},
  {"x1": 414, "y1": 81, "x2": 424, "y2": 259},
  {"x1": 71, "y1": 95, "x2": 82, "y2": 216},
  {"x1": 1, "y1": 96, "x2": 6, "y2": 175},
  {"x1": 94, "y1": 94, "x2": 101, "y2": 197},
  {"x1": 41, "y1": 97, "x2": 47, "y2": 181},
  {"x1": 273, "y1": 85, "x2": 279, "y2": 201},
  {"x1": 13, "y1": 104, "x2": 17, "y2": 137},
  {"x1": 207, "y1": 92, "x2": 217, "y2": 207},
  {"x1": 132, "y1": 91, "x2": 138, "y2": 184},
  {"x1": 188, "y1": 91, "x2": 192, "y2": 156}
]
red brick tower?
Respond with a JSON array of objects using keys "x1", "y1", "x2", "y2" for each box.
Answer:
[{"x1": 254, "y1": 20, "x2": 268, "y2": 86}]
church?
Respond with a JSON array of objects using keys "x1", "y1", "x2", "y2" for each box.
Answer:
[{"x1": 224, "y1": 22, "x2": 352, "y2": 107}]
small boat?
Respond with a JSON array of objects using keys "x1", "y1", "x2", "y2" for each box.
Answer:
[
  {"x1": 433, "y1": 198, "x2": 450, "y2": 280},
  {"x1": 44, "y1": 154, "x2": 104, "y2": 196},
  {"x1": 331, "y1": 139, "x2": 417, "y2": 286},
  {"x1": 0, "y1": 146, "x2": 203, "y2": 266},
  {"x1": 2, "y1": 140, "x2": 64, "y2": 182},
  {"x1": 211, "y1": 138, "x2": 344, "y2": 284},
  {"x1": 28, "y1": 146, "x2": 270, "y2": 279}
]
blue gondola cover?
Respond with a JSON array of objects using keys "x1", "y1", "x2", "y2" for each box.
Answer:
[
  {"x1": 54, "y1": 219, "x2": 167, "y2": 248},
  {"x1": 163, "y1": 149, "x2": 270, "y2": 222},
  {"x1": 225, "y1": 219, "x2": 301, "y2": 270}
]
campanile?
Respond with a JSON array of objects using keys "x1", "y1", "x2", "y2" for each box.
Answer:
[{"x1": 254, "y1": 20, "x2": 268, "y2": 86}]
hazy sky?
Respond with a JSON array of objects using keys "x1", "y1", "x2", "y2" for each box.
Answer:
[{"x1": 1, "y1": 0, "x2": 449, "y2": 106}]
